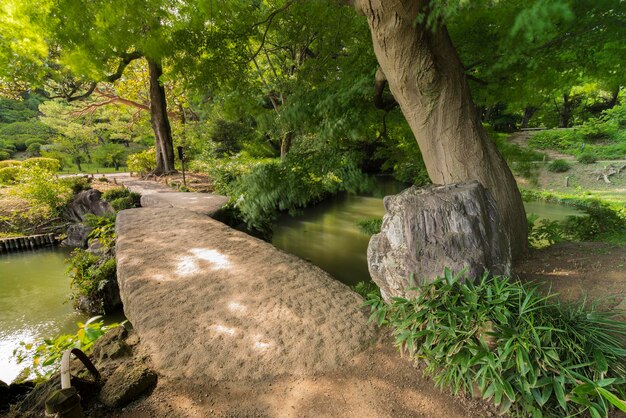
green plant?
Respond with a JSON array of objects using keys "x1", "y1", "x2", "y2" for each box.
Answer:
[
  {"x1": 547, "y1": 159, "x2": 571, "y2": 173},
  {"x1": 365, "y1": 269, "x2": 626, "y2": 417},
  {"x1": 577, "y1": 152, "x2": 598, "y2": 164},
  {"x1": 527, "y1": 214, "x2": 565, "y2": 248},
  {"x1": 0, "y1": 166, "x2": 20, "y2": 184},
  {"x1": 21, "y1": 157, "x2": 61, "y2": 172},
  {"x1": 562, "y1": 201, "x2": 626, "y2": 241},
  {"x1": 352, "y1": 281, "x2": 380, "y2": 298},
  {"x1": 84, "y1": 214, "x2": 116, "y2": 248},
  {"x1": 66, "y1": 249, "x2": 116, "y2": 313},
  {"x1": 13, "y1": 317, "x2": 123, "y2": 380},
  {"x1": 13, "y1": 166, "x2": 73, "y2": 214},
  {"x1": 127, "y1": 147, "x2": 156, "y2": 175},
  {"x1": 356, "y1": 218, "x2": 382, "y2": 235},
  {"x1": 0, "y1": 160, "x2": 22, "y2": 169},
  {"x1": 102, "y1": 187, "x2": 141, "y2": 210}
]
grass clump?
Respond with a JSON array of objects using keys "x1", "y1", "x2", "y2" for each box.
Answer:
[
  {"x1": 365, "y1": 269, "x2": 626, "y2": 417},
  {"x1": 578, "y1": 153, "x2": 598, "y2": 164},
  {"x1": 547, "y1": 159, "x2": 571, "y2": 173}
]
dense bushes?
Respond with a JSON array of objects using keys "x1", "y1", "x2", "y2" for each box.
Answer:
[
  {"x1": 577, "y1": 152, "x2": 597, "y2": 164},
  {"x1": 365, "y1": 270, "x2": 626, "y2": 417},
  {"x1": 102, "y1": 187, "x2": 141, "y2": 211},
  {"x1": 547, "y1": 159, "x2": 571, "y2": 172},
  {"x1": 127, "y1": 147, "x2": 156, "y2": 174}
]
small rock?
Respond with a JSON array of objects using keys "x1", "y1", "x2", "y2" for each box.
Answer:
[{"x1": 98, "y1": 361, "x2": 157, "y2": 408}]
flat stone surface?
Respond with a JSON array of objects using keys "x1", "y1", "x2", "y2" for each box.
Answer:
[
  {"x1": 115, "y1": 207, "x2": 376, "y2": 381},
  {"x1": 140, "y1": 192, "x2": 229, "y2": 216}
]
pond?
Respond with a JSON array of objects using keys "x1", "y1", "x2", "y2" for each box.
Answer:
[
  {"x1": 0, "y1": 248, "x2": 85, "y2": 384},
  {"x1": 272, "y1": 180, "x2": 583, "y2": 286}
]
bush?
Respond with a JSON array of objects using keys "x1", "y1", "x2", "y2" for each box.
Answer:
[
  {"x1": 547, "y1": 159, "x2": 571, "y2": 172},
  {"x1": 22, "y1": 157, "x2": 61, "y2": 172},
  {"x1": 577, "y1": 152, "x2": 597, "y2": 164},
  {"x1": 365, "y1": 269, "x2": 626, "y2": 417},
  {"x1": 66, "y1": 249, "x2": 117, "y2": 313},
  {"x1": 26, "y1": 142, "x2": 41, "y2": 157},
  {"x1": 0, "y1": 166, "x2": 21, "y2": 184},
  {"x1": 0, "y1": 150, "x2": 10, "y2": 161},
  {"x1": 60, "y1": 176, "x2": 91, "y2": 194},
  {"x1": 102, "y1": 187, "x2": 141, "y2": 210},
  {"x1": 0, "y1": 160, "x2": 22, "y2": 169},
  {"x1": 13, "y1": 166, "x2": 73, "y2": 214},
  {"x1": 127, "y1": 147, "x2": 156, "y2": 174},
  {"x1": 563, "y1": 201, "x2": 625, "y2": 241}
]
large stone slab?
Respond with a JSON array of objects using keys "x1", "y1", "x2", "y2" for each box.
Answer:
[
  {"x1": 139, "y1": 192, "x2": 228, "y2": 216},
  {"x1": 116, "y1": 208, "x2": 376, "y2": 381}
]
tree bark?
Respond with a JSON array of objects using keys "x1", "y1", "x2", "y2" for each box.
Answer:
[
  {"x1": 353, "y1": 0, "x2": 528, "y2": 259},
  {"x1": 521, "y1": 106, "x2": 537, "y2": 129},
  {"x1": 147, "y1": 58, "x2": 176, "y2": 175},
  {"x1": 558, "y1": 94, "x2": 574, "y2": 128},
  {"x1": 280, "y1": 131, "x2": 293, "y2": 160}
]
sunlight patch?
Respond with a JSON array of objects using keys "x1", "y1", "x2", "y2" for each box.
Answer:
[
  {"x1": 227, "y1": 301, "x2": 247, "y2": 314},
  {"x1": 210, "y1": 324, "x2": 236, "y2": 336},
  {"x1": 190, "y1": 248, "x2": 230, "y2": 270},
  {"x1": 177, "y1": 256, "x2": 199, "y2": 276}
]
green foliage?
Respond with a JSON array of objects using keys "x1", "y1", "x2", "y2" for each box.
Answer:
[
  {"x1": 527, "y1": 214, "x2": 565, "y2": 249},
  {"x1": 21, "y1": 157, "x2": 61, "y2": 172},
  {"x1": 356, "y1": 218, "x2": 382, "y2": 236},
  {"x1": 547, "y1": 159, "x2": 571, "y2": 173},
  {"x1": 0, "y1": 166, "x2": 20, "y2": 184},
  {"x1": 223, "y1": 143, "x2": 370, "y2": 232},
  {"x1": 59, "y1": 176, "x2": 91, "y2": 194},
  {"x1": 13, "y1": 317, "x2": 123, "y2": 380},
  {"x1": 577, "y1": 152, "x2": 597, "y2": 164},
  {"x1": 365, "y1": 269, "x2": 626, "y2": 417},
  {"x1": 0, "y1": 97, "x2": 38, "y2": 124},
  {"x1": 0, "y1": 160, "x2": 22, "y2": 168},
  {"x1": 352, "y1": 281, "x2": 380, "y2": 298},
  {"x1": 13, "y1": 166, "x2": 73, "y2": 214},
  {"x1": 491, "y1": 130, "x2": 543, "y2": 183},
  {"x1": 102, "y1": 187, "x2": 141, "y2": 211},
  {"x1": 84, "y1": 214, "x2": 116, "y2": 248},
  {"x1": 93, "y1": 143, "x2": 127, "y2": 170},
  {"x1": 66, "y1": 248, "x2": 116, "y2": 313},
  {"x1": 562, "y1": 201, "x2": 626, "y2": 241},
  {"x1": 127, "y1": 147, "x2": 156, "y2": 175},
  {"x1": 0, "y1": 150, "x2": 10, "y2": 160}
]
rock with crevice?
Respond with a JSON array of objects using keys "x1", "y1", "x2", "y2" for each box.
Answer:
[
  {"x1": 368, "y1": 181, "x2": 512, "y2": 300},
  {"x1": 98, "y1": 361, "x2": 157, "y2": 408}
]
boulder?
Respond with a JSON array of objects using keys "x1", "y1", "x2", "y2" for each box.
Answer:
[
  {"x1": 65, "y1": 189, "x2": 114, "y2": 223},
  {"x1": 368, "y1": 181, "x2": 511, "y2": 300},
  {"x1": 98, "y1": 361, "x2": 157, "y2": 408},
  {"x1": 62, "y1": 223, "x2": 92, "y2": 248}
]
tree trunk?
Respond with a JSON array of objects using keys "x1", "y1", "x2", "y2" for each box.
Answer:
[
  {"x1": 558, "y1": 94, "x2": 573, "y2": 128},
  {"x1": 280, "y1": 131, "x2": 293, "y2": 160},
  {"x1": 521, "y1": 106, "x2": 537, "y2": 129},
  {"x1": 353, "y1": 0, "x2": 527, "y2": 259},
  {"x1": 147, "y1": 58, "x2": 176, "y2": 175}
]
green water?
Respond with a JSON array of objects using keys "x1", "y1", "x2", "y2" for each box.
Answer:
[
  {"x1": 272, "y1": 181, "x2": 583, "y2": 286},
  {"x1": 0, "y1": 248, "x2": 87, "y2": 384}
]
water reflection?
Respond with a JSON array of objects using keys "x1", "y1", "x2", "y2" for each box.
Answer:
[{"x1": 0, "y1": 248, "x2": 85, "y2": 383}]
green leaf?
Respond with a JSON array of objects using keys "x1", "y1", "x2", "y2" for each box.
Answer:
[
  {"x1": 553, "y1": 380, "x2": 567, "y2": 412},
  {"x1": 593, "y1": 350, "x2": 608, "y2": 374},
  {"x1": 596, "y1": 388, "x2": 626, "y2": 413}
]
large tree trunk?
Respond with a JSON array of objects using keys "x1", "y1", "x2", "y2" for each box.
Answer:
[
  {"x1": 558, "y1": 94, "x2": 574, "y2": 128},
  {"x1": 353, "y1": 0, "x2": 528, "y2": 260},
  {"x1": 147, "y1": 58, "x2": 176, "y2": 175}
]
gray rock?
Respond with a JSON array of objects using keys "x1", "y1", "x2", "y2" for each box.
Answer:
[
  {"x1": 98, "y1": 361, "x2": 157, "y2": 408},
  {"x1": 62, "y1": 223, "x2": 92, "y2": 248},
  {"x1": 65, "y1": 189, "x2": 114, "y2": 223},
  {"x1": 368, "y1": 181, "x2": 511, "y2": 300}
]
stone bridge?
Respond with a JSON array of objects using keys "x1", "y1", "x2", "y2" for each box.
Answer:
[{"x1": 115, "y1": 182, "x2": 376, "y2": 382}]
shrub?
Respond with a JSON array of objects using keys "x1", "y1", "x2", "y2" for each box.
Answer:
[
  {"x1": 577, "y1": 152, "x2": 597, "y2": 164},
  {"x1": 527, "y1": 214, "x2": 565, "y2": 248},
  {"x1": 22, "y1": 157, "x2": 61, "y2": 172},
  {"x1": 26, "y1": 142, "x2": 41, "y2": 157},
  {"x1": 0, "y1": 150, "x2": 10, "y2": 161},
  {"x1": 60, "y1": 176, "x2": 91, "y2": 194},
  {"x1": 0, "y1": 166, "x2": 21, "y2": 184},
  {"x1": 127, "y1": 147, "x2": 156, "y2": 174},
  {"x1": 66, "y1": 249, "x2": 116, "y2": 313},
  {"x1": 102, "y1": 187, "x2": 141, "y2": 210},
  {"x1": 84, "y1": 214, "x2": 117, "y2": 248},
  {"x1": 0, "y1": 160, "x2": 22, "y2": 169},
  {"x1": 13, "y1": 166, "x2": 73, "y2": 214},
  {"x1": 562, "y1": 201, "x2": 625, "y2": 241},
  {"x1": 365, "y1": 269, "x2": 626, "y2": 417},
  {"x1": 547, "y1": 159, "x2": 571, "y2": 173}
]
